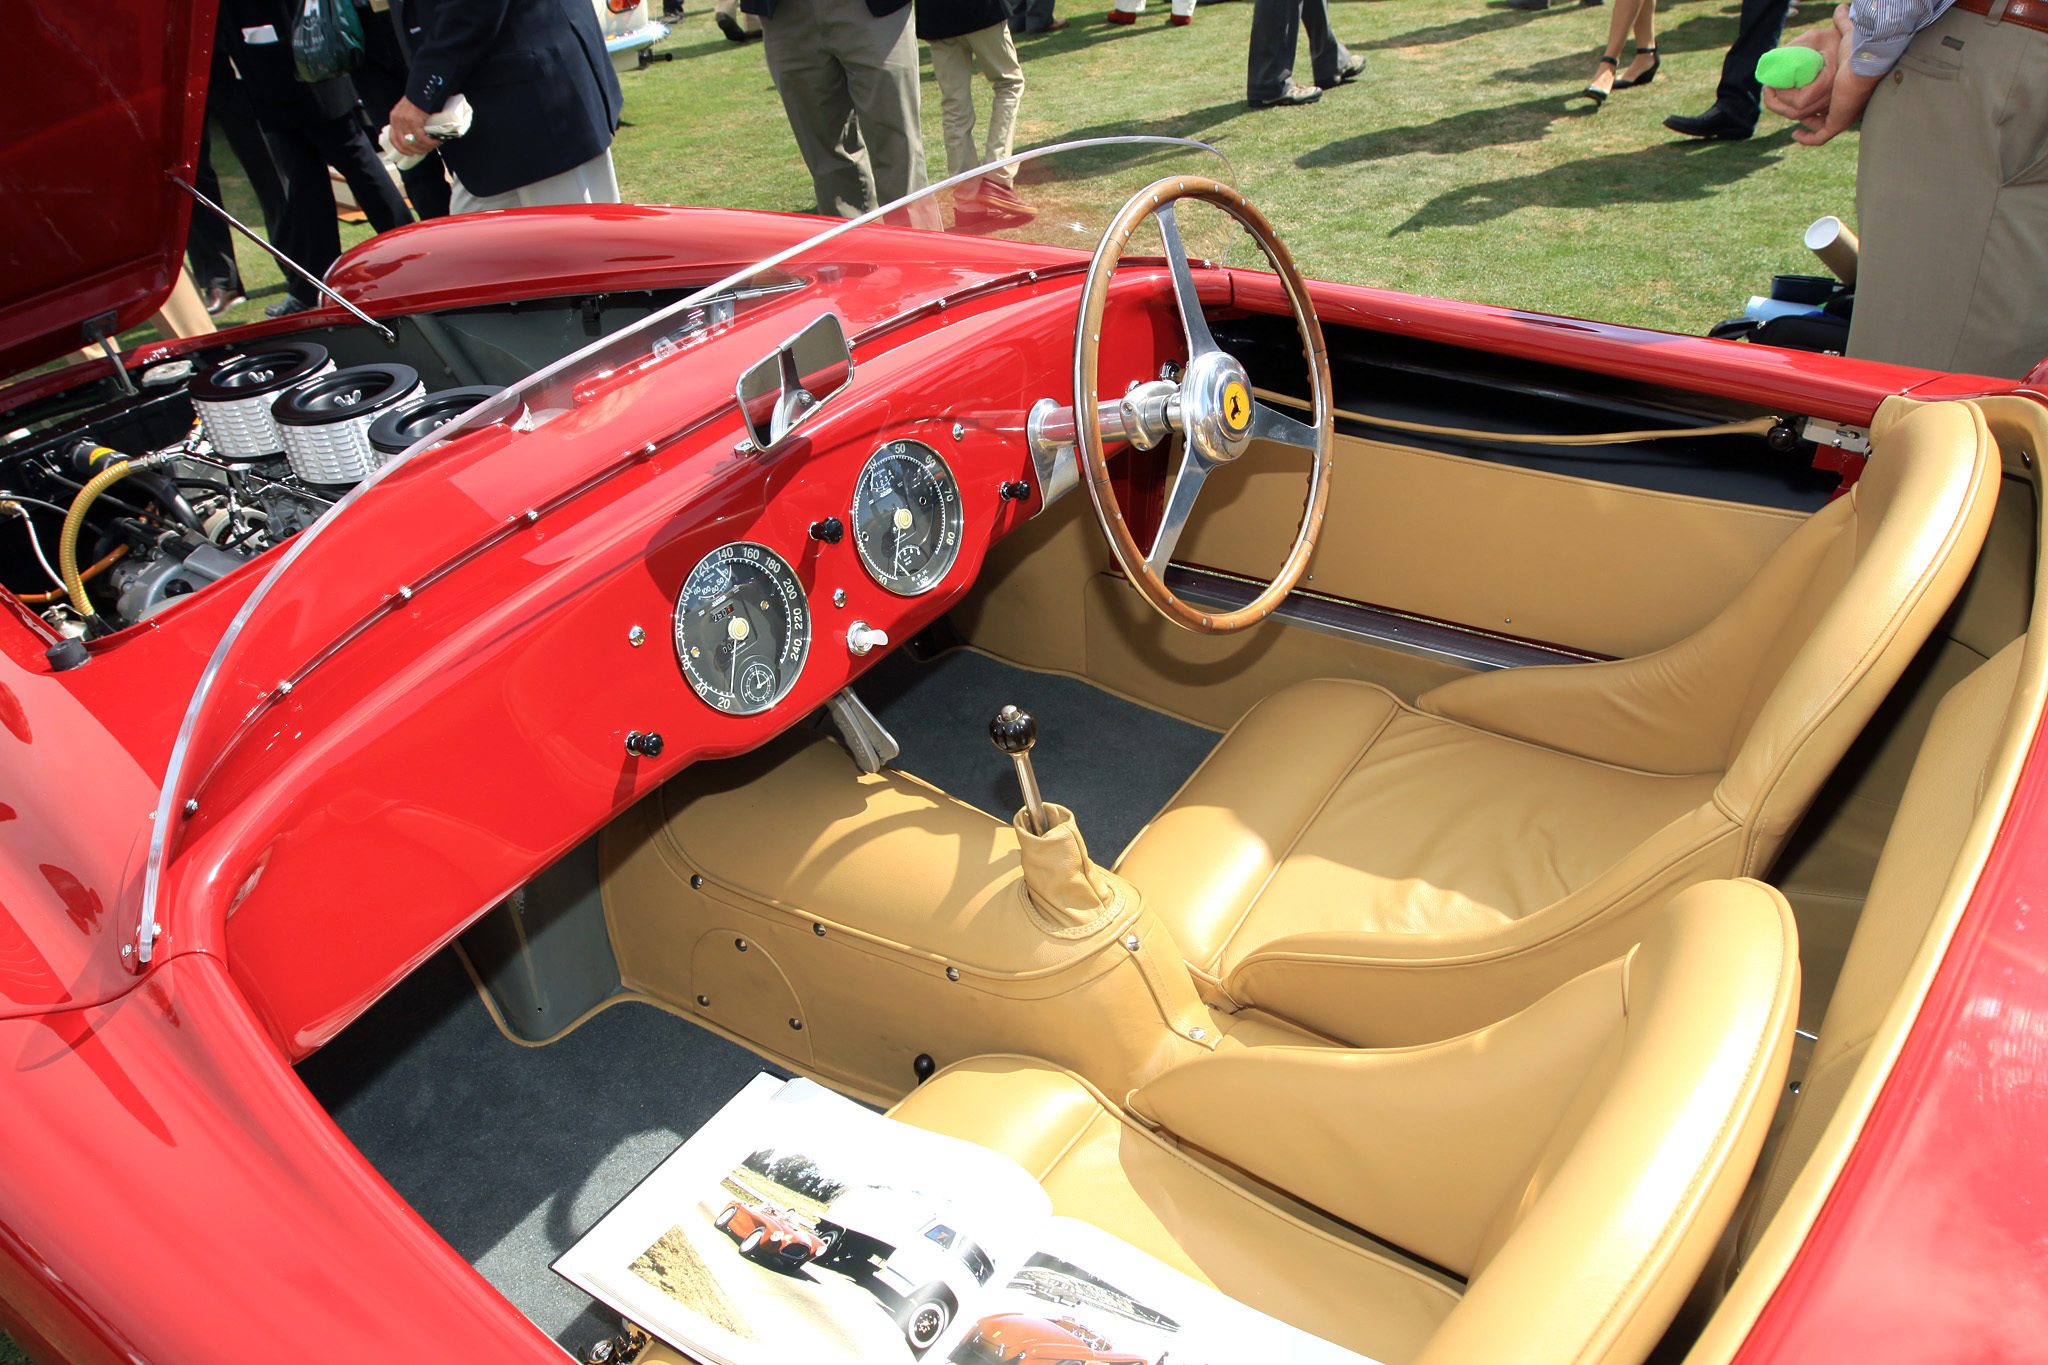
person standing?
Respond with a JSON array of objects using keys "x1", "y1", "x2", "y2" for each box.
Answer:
[
  {"x1": 218, "y1": 0, "x2": 414, "y2": 318},
  {"x1": 1663, "y1": 0, "x2": 1795, "y2": 139},
  {"x1": 1577, "y1": 0, "x2": 1660, "y2": 103},
  {"x1": 716, "y1": 0, "x2": 763, "y2": 42},
  {"x1": 386, "y1": 0, "x2": 623, "y2": 214},
  {"x1": 1764, "y1": 1, "x2": 2048, "y2": 378},
  {"x1": 1246, "y1": 0, "x2": 1366, "y2": 109},
  {"x1": 1006, "y1": 0, "x2": 1067, "y2": 34},
  {"x1": 187, "y1": 18, "x2": 289, "y2": 315},
  {"x1": 354, "y1": 0, "x2": 452, "y2": 217},
  {"x1": 1108, "y1": 0, "x2": 1195, "y2": 25},
  {"x1": 917, "y1": 0, "x2": 1035, "y2": 227},
  {"x1": 742, "y1": 0, "x2": 929, "y2": 218}
]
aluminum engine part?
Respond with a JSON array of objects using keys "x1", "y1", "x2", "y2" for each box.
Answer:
[{"x1": 109, "y1": 537, "x2": 251, "y2": 624}]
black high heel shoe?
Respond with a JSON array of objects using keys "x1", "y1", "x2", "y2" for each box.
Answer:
[
  {"x1": 1580, "y1": 54, "x2": 1618, "y2": 104},
  {"x1": 1613, "y1": 45, "x2": 1660, "y2": 88}
]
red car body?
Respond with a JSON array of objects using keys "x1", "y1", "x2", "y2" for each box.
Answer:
[
  {"x1": 2, "y1": 5, "x2": 2047, "y2": 1365},
  {"x1": 950, "y1": 1312, "x2": 1149, "y2": 1365},
  {"x1": 715, "y1": 1199, "x2": 827, "y2": 1267}
]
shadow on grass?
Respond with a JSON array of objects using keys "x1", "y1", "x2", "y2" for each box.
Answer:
[
  {"x1": 1489, "y1": 11, "x2": 1748, "y2": 83},
  {"x1": 1360, "y1": 5, "x2": 1581, "y2": 51},
  {"x1": 1390, "y1": 127, "x2": 1796, "y2": 232},
  {"x1": 1297, "y1": 95, "x2": 1599, "y2": 166}
]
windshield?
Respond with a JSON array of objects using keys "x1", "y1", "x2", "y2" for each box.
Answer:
[{"x1": 133, "y1": 136, "x2": 1235, "y2": 960}]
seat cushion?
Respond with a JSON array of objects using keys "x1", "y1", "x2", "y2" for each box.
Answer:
[
  {"x1": 1117, "y1": 678, "x2": 1719, "y2": 976},
  {"x1": 888, "y1": 1055, "x2": 1463, "y2": 1365}
]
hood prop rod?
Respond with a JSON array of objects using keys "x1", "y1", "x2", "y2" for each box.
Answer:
[{"x1": 167, "y1": 174, "x2": 397, "y2": 344}]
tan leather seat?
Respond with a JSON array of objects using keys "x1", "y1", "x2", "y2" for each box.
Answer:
[
  {"x1": 1118, "y1": 399, "x2": 1998, "y2": 1045},
  {"x1": 891, "y1": 879, "x2": 1798, "y2": 1365}
]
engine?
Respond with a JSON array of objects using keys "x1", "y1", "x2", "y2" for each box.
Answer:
[{"x1": 2, "y1": 341, "x2": 502, "y2": 643}]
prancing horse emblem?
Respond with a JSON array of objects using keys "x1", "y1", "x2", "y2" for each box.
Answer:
[{"x1": 1223, "y1": 381, "x2": 1250, "y2": 432}]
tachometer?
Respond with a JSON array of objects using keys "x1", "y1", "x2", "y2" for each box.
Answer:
[
  {"x1": 851, "y1": 440, "x2": 963, "y2": 596},
  {"x1": 674, "y1": 543, "x2": 810, "y2": 715}
]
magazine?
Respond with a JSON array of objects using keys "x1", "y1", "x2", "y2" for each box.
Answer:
[{"x1": 554, "y1": 1074, "x2": 1381, "y2": 1365}]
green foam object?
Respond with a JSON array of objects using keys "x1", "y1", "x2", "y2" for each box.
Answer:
[{"x1": 1756, "y1": 46, "x2": 1826, "y2": 88}]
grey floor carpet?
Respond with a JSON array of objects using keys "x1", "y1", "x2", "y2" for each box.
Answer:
[
  {"x1": 298, "y1": 951, "x2": 787, "y2": 1360},
  {"x1": 855, "y1": 647, "x2": 1221, "y2": 861}
]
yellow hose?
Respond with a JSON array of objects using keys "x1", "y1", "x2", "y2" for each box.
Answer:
[{"x1": 59, "y1": 447, "x2": 131, "y2": 616}]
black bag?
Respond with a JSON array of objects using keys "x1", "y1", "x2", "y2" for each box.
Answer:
[{"x1": 292, "y1": 0, "x2": 366, "y2": 83}]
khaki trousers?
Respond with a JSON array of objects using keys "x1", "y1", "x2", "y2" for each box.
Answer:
[
  {"x1": 927, "y1": 22, "x2": 1026, "y2": 191},
  {"x1": 1853, "y1": 7, "x2": 2048, "y2": 379},
  {"x1": 761, "y1": 0, "x2": 928, "y2": 218}
]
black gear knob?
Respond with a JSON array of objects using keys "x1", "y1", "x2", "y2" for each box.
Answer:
[
  {"x1": 990, "y1": 704, "x2": 1048, "y2": 834},
  {"x1": 989, "y1": 704, "x2": 1037, "y2": 755}
]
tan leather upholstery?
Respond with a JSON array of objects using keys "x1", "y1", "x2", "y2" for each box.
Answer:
[
  {"x1": 1117, "y1": 400, "x2": 1998, "y2": 1044},
  {"x1": 1743, "y1": 637, "x2": 2023, "y2": 1251},
  {"x1": 891, "y1": 880, "x2": 1798, "y2": 1365}
]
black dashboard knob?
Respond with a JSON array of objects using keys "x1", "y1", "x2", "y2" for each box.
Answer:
[
  {"x1": 999, "y1": 480, "x2": 1032, "y2": 502},
  {"x1": 809, "y1": 516, "x2": 845, "y2": 544},
  {"x1": 625, "y1": 730, "x2": 664, "y2": 758}
]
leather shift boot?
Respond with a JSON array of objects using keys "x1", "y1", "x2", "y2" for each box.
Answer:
[{"x1": 1013, "y1": 803, "x2": 1135, "y2": 937}]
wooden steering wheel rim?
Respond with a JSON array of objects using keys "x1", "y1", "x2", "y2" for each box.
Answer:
[{"x1": 1073, "y1": 176, "x2": 1335, "y2": 634}]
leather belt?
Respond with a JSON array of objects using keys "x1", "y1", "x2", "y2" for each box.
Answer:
[{"x1": 1953, "y1": 0, "x2": 2048, "y2": 36}]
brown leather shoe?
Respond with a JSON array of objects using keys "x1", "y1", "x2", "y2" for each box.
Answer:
[
  {"x1": 201, "y1": 286, "x2": 245, "y2": 317},
  {"x1": 1035, "y1": 16, "x2": 1070, "y2": 30}
]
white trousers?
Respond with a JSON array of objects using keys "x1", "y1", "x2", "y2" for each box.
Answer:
[{"x1": 451, "y1": 149, "x2": 621, "y2": 215}]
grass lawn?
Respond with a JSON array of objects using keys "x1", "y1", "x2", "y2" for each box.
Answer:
[
  {"x1": 186, "y1": 0, "x2": 1856, "y2": 340},
  {"x1": 0, "y1": 3, "x2": 1850, "y2": 1357}
]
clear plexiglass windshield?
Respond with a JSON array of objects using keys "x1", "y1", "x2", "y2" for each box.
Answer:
[{"x1": 134, "y1": 136, "x2": 1237, "y2": 958}]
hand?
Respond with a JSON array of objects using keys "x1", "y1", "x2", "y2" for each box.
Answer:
[
  {"x1": 387, "y1": 97, "x2": 440, "y2": 152},
  {"x1": 1762, "y1": 6, "x2": 1849, "y2": 126},
  {"x1": 1792, "y1": 68, "x2": 1880, "y2": 145}
]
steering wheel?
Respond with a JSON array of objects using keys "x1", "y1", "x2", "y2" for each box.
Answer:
[{"x1": 1073, "y1": 177, "x2": 1333, "y2": 634}]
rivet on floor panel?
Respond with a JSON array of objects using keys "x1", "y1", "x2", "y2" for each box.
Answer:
[
  {"x1": 946, "y1": 967, "x2": 960, "y2": 981},
  {"x1": 690, "y1": 874, "x2": 703, "y2": 890},
  {"x1": 735, "y1": 937, "x2": 749, "y2": 952},
  {"x1": 814, "y1": 922, "x2": 827, "y2": 936},
  {"x1": 788, "y1": 1017, "x2": 804, "y2": 1031},
  {"x1": 696, "y1": 995, "x2": 710, "y2": 1007}
]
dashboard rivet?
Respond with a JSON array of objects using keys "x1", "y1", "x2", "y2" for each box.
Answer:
[
  {"x1": 628, "y1": 625, "x2": 646, "y2": 647},
  {"x1": 690, "y1": 874, "x2": 703, "y2": 889},
  {"x1": 946, "y1": 967, "x2": 960, "y2": 982},
  {"x1": 833, "y1": 588, "x2": 847, "y2": 608},
  {"x1": 814, "y1": 922, "x2": 827, "y2": 937},
  {"x1": 952, "y1": 422, "x2": 966, "y2": 443}
]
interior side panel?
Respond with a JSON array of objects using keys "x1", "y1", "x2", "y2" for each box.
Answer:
[{"x1": 1175, "y1": 433, "x2": 1809, "y2": 660}]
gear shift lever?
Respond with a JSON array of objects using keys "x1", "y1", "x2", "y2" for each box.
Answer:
[{"x1": 990, "y1": 704, "x2": 1048, "y2": 835}]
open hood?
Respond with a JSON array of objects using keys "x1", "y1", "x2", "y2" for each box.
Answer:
[{"x1": 0, "y1": 0, "x2": 215, "y2": 380}]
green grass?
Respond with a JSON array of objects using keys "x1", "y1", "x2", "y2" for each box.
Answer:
[
  {"x1": 0, "y1": 6, "x2": 1850, "y2": 1355},
  {"x1": 171, "y1": 0, "x2": 1855, "y2": 341}
]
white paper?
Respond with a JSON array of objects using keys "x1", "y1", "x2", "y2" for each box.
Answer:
[{"x1": 240, "y1": 23, "x2": 278, "y2": 43}]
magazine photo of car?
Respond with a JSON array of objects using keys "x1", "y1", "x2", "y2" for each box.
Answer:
[{"x1": 555, "y1": 1077, "x2": 1379, "y2": 1365}]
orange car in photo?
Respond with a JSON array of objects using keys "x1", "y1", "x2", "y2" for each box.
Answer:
[
  {"x1": 950, "y1": 1312, "x2": 1151, "y2": 1364},
  {"x1": 713, "y1": 1197, "x2": 827, "y2": 1268}
]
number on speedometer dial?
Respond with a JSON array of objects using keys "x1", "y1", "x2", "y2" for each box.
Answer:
[
  {"x1": 852, "y1": 440, "x2": 963, "y2": 596},
  {"x1": 674, "y1": 543, "x2": 810, "y2": 715}
]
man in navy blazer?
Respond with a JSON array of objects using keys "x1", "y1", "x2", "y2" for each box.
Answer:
[
  {"x1": 742, "y1": 0, "x2": 928, "y2": 218},
  {"x1": 386, "y1": 0, "x2": 623, "y2": 213}
]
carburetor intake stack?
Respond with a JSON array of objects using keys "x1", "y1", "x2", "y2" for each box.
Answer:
[
  {"x1": 187, "y1": 342, "x2": 332, "y2": 462},
  {"x1": 273, "y1": 363, "x2": 424, "y2": 485}
]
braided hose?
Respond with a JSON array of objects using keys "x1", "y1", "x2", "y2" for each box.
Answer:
[{"x1": 59, "y1": 447, "x2": 134, "y2": 616}]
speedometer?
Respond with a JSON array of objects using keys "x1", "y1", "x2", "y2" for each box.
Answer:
[
  {"x1": 851, "y1": 440, "x2": 963, "y2": 596},
  {"x1": 674, "y1": 543, "x2": 810, "y2": 715}
]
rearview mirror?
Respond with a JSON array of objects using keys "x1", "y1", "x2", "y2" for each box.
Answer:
[{"x1": 736, "y1": 312, "x2": 854, "y2": 452}]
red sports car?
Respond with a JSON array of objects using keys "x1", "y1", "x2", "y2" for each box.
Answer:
[
  {"x1": 950, "y1": 1312, "x2": 1150, "y2": 1364},
  {"x1": 3, "y1": 6, "x2": 2046, "y2": 1365},
  {"x1": 713, "y1": 1198, "x2": 827, "y2": 1268}
]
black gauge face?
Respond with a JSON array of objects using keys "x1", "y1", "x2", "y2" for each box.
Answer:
[
  {"x1": 851, "y1": 440, "x2": 964, "y2": 596},
  {"x1": 674, "y1": 543, "x2": 810, "y2": 715}
]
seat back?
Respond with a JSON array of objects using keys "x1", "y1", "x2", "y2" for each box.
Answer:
[
  {"x1": 1130, "y1": 879, "x2": 1798, "y2": 1365},
  {"x1": 1420, "y1": 398, "x2": 1999, "y2": 877}
]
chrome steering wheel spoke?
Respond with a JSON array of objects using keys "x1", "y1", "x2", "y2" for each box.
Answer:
[
  {"x1": 1249, "y1": 400, "x2": 1320, "y2": 452},
  {"x1": 1155, "y1": 202, "x2": 1221, "y2": 362},
  {"x1": 1145, "y1": 445, "x2": 1216, "y2": 577}
]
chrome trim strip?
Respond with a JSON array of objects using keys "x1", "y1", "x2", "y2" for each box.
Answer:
[{"x1": 1162, "y1": 564, "x2": 1605, "y2": 672}]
